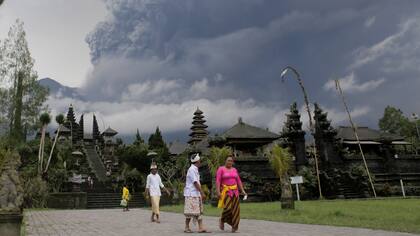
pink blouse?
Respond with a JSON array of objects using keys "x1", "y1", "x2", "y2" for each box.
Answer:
[{"x1": 216, "y1": 166, "x2": 242, "y2": 197}]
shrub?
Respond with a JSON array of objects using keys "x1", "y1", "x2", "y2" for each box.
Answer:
[{"x1": 22, "y1": 176, "x2": 48, "y2": 208}]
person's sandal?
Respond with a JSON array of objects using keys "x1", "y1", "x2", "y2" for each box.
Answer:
[
  {"x1": 198, "y1": 229, "x2": 211, "y2": 233},
  {"x1": 184, "y1": 229, "x2": 193, "y2": 233},
  {"x1": 232, "y1": 227, "x2": 238, "y2": 233}
]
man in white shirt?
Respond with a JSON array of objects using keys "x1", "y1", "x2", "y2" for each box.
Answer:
[
  {"x1": 183, "y1": 154, "x2": 209, "y2": 233},
  {"x1": 145, "y1": 163, "x2": 170, "y2": 223}
]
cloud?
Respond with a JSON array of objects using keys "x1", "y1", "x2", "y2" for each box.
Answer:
[
  {"x1": 39, "y1": 0, "x2": 420, "y2": 139},
  {"x1": 364, "y1": 16, "x2": 376, "y2": 28},
  {"x1": 351, "y1": 16, "x2": 420, "y2": 71},
  {"x1": 82, "y1": 1, "x2": 370, "y2": 103},
  {"x1": 46, "y1": 94, "x2": 288, "y2": 135},
  {"x1": 323, "y1": 72, "x2": 385, "y2": 93}
]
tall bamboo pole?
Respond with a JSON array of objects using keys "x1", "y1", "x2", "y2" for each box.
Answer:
[
  {"x1": 281, "y1": 66, "x2": 323, "y2": 199},
  {"x1": 45, "y1": 125, "x2": 61, "y2": 173},
  {"x1": 334, "y1": 79, "x2": 377, "y2": 198}
]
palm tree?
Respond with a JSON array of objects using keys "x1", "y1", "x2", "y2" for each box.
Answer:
[
  {"x1": 207, "y1": 146, "x2": 231, "y2": 202},
  {"x1": 44, "y1": 114, "x2": 65, "y2": 173},
  {"x1": 38, "y1": 112, "x2": 51, "y2": 174},
  {"x1": 267, "y1": 144, "x2": 294, "y2": 209}
]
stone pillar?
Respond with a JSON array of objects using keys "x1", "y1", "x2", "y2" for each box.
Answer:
[
  {"x1": 0, "y1": 150, "x2": 24, "y2": 236},
  {"x1": 0, "y1": 212, "x2": 23, "y2": 236}
]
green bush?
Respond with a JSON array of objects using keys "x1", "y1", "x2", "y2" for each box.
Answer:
[
  {"x1": 22, "y1": 176, "x2": 48, "y2": 208},
  {"x1": 297, "y1": 166, "x2": 318, "y2": 199}
]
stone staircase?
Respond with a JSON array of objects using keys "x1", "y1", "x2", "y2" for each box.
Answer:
[
  {"x1": 338, "y1": 183, "x2": 368, "y2": 199},
  {"x1": 84, "y1": 144, "x2": 108, "y2": 182},
  {"x1": 87, "y1": 192, "x2": 146, "y2": 209}
]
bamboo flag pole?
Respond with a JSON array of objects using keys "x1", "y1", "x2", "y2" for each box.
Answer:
[
  {"x1": 281, "y1": 66, "x2": 323, "y2": 199},
  {"x1": 335, "y1": 79, "x2": 377, "y2": 198}
]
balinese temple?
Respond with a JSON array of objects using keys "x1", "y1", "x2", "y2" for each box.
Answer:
[
  {"x1": 188, "y1": 108, "x2": 208, "y2": 145},
  {"x1": 219, "y1": 118, "x2": 281, "y2": 200},
  {"x1": 337, "y1": 126, "x2": 412, "y2": 157},
  {"x1": 188, "y1": 110, "x2": 281, "y2": 200},
  {"x1": 221, "y1": 117, "x2": 280, "y2": 157},
  {"x1": 312, "y1": 104, "x2": 420, "y2": 198}
]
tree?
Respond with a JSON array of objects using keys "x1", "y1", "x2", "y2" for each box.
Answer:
[
  {"x1": 0, "y1": 19, "x2": 48, "y2": 144},
  {"x1": 207, "y1": 146, "x2": 232, "y2": 199},
  {"x1": 44, "y1": 114, "x2": 65, "y2": 173},
  {"x1": 133, "y1": 128, "x2": 144, "y2": 145},
  {"x1": 38, "y1": 112, "x2": 51, "y2": 174},
  {"x1": 148, "y1": 126, "x2": 165, "y2": 149},
  {"x1": 379, "y1": 106, "x2": 414, "y2": 137},
  {"x1": 267, "y1": 144, "x2": 294, "y2": 209},
  {"x1": 148, "y1": 126, "x2": 170, "y2": 163},
  {"x1": 118, "y1": 143, "x2": 151, "y2": 174}
]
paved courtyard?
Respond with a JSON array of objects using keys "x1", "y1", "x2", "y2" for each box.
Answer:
[{"x1": 24, "y1": 208, "x2": 417, "y2": 236}]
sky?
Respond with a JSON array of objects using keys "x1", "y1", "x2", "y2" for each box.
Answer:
[
  {"x1": 1, "y1": 0, "x2": 420, "y2": 141},
  {"x1": 0, "y1": 0, "x2": 106, "y2": 87}
]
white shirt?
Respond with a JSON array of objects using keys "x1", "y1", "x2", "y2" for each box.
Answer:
[
  {"x1": 146, "y1": 173, "x2": 164, "y2": 196},
  {"x1": 184, "y1": 164, "x2": 201, "y2": 197}
]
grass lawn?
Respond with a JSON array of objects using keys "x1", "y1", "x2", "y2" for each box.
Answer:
[{"x1": 160, "y1": 198, "x2": 420, "y2": 234}]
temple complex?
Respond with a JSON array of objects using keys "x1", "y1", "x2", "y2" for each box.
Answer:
[
  {"x1": 58, "y1": 105, "x2": 121, "y2": 184},
  {"x1": 186, "y1": 104, "x2": 420, "y2": 199}
]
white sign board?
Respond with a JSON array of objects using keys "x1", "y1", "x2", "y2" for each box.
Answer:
[
  {"x1": 290, "y1": 176, "x2": 304, "y2": 201},
  {"x1": 290, "y1": 176, "x2": 303, "y2": 184}
]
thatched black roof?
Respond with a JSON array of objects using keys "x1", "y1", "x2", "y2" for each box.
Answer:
[
  {"x1": 336, "y1": 126, "x2": 403, "y2": 141},
  {"x1": 221, "y1": 118, "x2": 280, "y2": 140},
  {"x1": 168, "y1": 140, "x2": 188, "y2": 155}
]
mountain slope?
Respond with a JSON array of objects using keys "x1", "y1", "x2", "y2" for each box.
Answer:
[{"x1": 39, "y1": 78, "x2": 83, "y2": 99}]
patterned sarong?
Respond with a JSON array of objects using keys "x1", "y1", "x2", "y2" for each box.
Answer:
[
  {"x1": 221, "y1": 195, "x2": 240, "y2": 229},
  {"x1": 151, "y1": 196, "x2": 160, "y2": 214},
  {"x1": 184, "y1": 196, "x2": 203, "y2": 221}
]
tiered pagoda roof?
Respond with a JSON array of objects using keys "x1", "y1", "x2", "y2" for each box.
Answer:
[
  {"x1": 188, "y1": 108, "x2": 208, "y2": 145},
  {"x1": 64, "y1": 104, "x2": 81, "y2": 143},
  {"x1": 102, "y1": 127, "x2": 118, "y2": 136}
]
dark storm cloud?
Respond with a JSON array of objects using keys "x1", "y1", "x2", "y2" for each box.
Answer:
[{"x1": 69, "y1": 0, "x2": 420, "y2": 135}]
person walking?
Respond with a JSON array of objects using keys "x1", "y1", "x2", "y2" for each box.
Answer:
[
  {"x1": 216, "y1": 155, "x2": 247, "y2": 233},
  {"x1": 183, "y1": 154, "x2": 210, "y2": 233},
  {"x1": 122, "y1": 183, "x2": 130, "y2": 211},
  {"x1": 145, "y1": 162, "x2": 170, "y2": 223}
]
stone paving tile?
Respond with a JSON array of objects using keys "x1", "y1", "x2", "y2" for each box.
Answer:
[{"x1": 24, "y1": 208, "x2": 418, "y2": 236}]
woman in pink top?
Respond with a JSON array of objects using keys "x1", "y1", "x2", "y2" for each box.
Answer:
[{"x1": 216, "y1": 155, "x2": 247, "y2": 233}]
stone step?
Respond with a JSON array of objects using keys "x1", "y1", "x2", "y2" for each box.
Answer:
[
  {"x1": 87, "y1": 192, "x2": 146, "y2": 209},
  {"x1": 84, "y1": 145, "x2": 108, "y2": 182}
]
